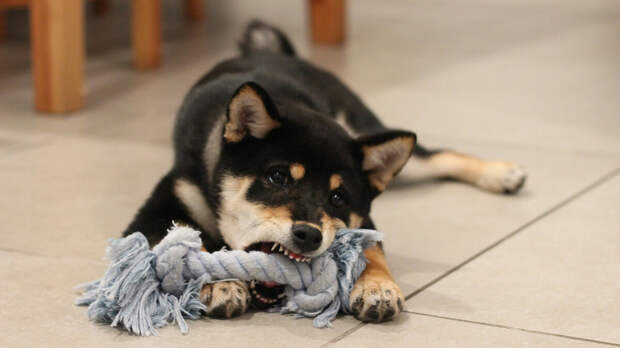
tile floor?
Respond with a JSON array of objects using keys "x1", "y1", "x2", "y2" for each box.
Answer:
[{"x1": 1, "y1": 0, "x2": 619, "y2": 347}]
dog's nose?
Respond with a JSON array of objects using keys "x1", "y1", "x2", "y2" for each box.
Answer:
[{"x1": 291, "y1": 224, "x2": 322, "y2": 253}]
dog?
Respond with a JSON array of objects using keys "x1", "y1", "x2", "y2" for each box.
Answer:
[{"x1": 123, "y1": 21, "x2": 526, "y2": 323}]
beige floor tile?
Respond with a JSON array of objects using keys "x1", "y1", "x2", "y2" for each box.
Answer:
[
  {"x1": 0, "y1": 136, "x2": 172, "y2": 260},
  {"x1": 367, "y1": 10, "x2": 620, "y2": 156},
  {"x1": 376, "y1": 139, "x2": 619, "y2": 297},
  {"x1": 0, "y1": 128, "x2": 50, "y2": 156},
  {"x1": 405, "y1": 172, "x2": 620, "y2": 344},
  {"x1": 332, "y1": 312, "x2": 600, "y2": 348},
  {"x1": 0, "y1": 251, "x2": 359, "y2": 347}
]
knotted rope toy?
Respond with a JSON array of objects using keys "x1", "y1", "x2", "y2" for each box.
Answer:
[{"x1": 76, "y1": 224, "x2": 382, "y2": 336}]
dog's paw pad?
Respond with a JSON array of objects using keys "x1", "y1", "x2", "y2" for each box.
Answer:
[
  {"x1": 200, "y1": 280, "x2": 250, "y2": 319},
  {"x1": 349, "y1": 278, "x2": 404, "y2": 323},
  {"x1": 478, "y1": 162, "x2": 526, "y2": 194}
]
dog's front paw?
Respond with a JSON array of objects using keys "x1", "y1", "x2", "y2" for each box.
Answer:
[
  {"x1": 349, "y1": 277, "x2": 404, "y2": 323},
  {"x1": 200, "y1": 280, "x2": 250, "y2": 318}
]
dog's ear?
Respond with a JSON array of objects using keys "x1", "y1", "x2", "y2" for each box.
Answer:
[
  {"x1": 224, "y1": 82, "x2": 281, "y2": 143},
  {"x1": 356, "y1": 130, "x2": 416, "y2": 193}
]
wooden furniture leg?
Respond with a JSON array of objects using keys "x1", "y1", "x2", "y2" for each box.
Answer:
[
  {"x1": 30, "y1": 0, "x2": 84, "y2": 113},
  {"x1": 131, "y1": 0, "x2": 161, "y2": 69},
  {"x1": 185, "y1": 0, "x2": 205, "y2": 22},
  {"x1": 309, "y1": 0, "x2": 345, "y2": 44}
]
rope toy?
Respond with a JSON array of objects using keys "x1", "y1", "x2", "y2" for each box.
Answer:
[{"x1": 76, "y1": 224, "x2": 382, "y2": 336}]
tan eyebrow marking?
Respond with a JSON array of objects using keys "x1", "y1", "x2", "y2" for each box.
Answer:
[
  {"x1": 290, "y1": 163, "x2": 305, "y2": 180},
  {"x1": 349, "y1": 213, "x2": 364, "y2": 228},
  {"x1": 330, "y1": 174, "x2": 343, "y2": 191}
]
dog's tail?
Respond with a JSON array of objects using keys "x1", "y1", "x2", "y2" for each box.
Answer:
[{"x1": 239, "y1": 20, "x2": 297, "y2": 57}]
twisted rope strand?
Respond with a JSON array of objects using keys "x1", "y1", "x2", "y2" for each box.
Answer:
[{"x1": 76, "y1": 224, "x2": 382, "y2": 336}]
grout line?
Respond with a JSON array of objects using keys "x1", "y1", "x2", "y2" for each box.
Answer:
[
  {"x1": 321, "y1": 322, "x2": 366, "y2": 348},
  {"x1": 405, "y1": 164, "x2": 620, "y2": 301},
  {"x1": 323, "y1": 164, "x2": 620, "y2": 347},
  {"x1": 0, "y1": 247, "x2": 46, "y2": 257},
  {"x1": 404, "y1": 311, "x2": 620, "y2": 347}
]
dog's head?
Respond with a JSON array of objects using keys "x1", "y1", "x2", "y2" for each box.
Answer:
[{"x1": 212, "y1": 82, "x2": 415, "y2": 304}]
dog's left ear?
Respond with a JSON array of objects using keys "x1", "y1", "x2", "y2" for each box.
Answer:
[
  {"x1": 224, "y1": 82, "x2": 281, "y2": 143},
  {"x1": 356, "y1": 130, "x2": 416, "y2": 193}
]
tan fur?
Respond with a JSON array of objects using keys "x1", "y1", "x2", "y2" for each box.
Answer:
[
  {"x1": 218, "y1": 175, "x2": 294, "y2": 250},
  {"x1": 223, "y1": 119, "x2": 246, "y2": 143},
  {"x1": 174, "y1": 178, "x2": 218, "y2": 238},
  {"x1": 415, "y1": 152, "x2": 526, "y2": 193},
  {"x1": 319, "y1": 212, "x2": 343, "y2": 250},
  {"x1": 224, "y1": 86, "x2": 280, "y2": 143},
  {"x1": 349, "y1": 213, "x2": 364, "y2": 228},
  {"x1": 329, "y1": 174, "x2": 343, "y2": 191},
  {"x1": 290, "y1": 163, "x2": 305, "y2": 180},
  {"x1": 349, "y1": 245, "x2": 404, "y2": 322},
  {"x1": 335, "y1": 110, "x2": 358, "y2": 137},
  {"x1": 204, "y1": 115, "x2": 225, "y2": 184},
  {"x1": 362, "y1": 137, "x2": 415, "y2": 191}
]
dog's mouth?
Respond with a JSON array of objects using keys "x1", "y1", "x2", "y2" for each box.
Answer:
[{"x1": 244, "y1": 241, "x2": 311, "y2": 308}]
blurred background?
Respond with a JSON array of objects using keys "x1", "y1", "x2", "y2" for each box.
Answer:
[
  {"x1": 1, "y1": 0, "x2": 618, "y2": 153},
  {"x1": 1, "y1": 1, "x2": 619, "y2": 347}
]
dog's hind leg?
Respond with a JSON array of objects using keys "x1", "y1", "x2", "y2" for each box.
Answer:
[
  {"x1": 409, "y1": 144, "x2": 526, "y2": 194},
  {"x1": 334, "y1": 109, "x2": 526, "y2": 194}
]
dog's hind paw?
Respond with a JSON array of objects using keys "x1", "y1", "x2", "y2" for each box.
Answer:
[
  {"x1": 200, "y1": 280, "x2": 251, "y2": 319},
  {"x1": 349, "y1": 277, "x2": 404, "y2": 323},
  {"x1": 477, "y1": 161, "x2": 527, "y2": 194}
]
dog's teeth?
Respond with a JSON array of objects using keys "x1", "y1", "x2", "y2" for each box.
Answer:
[
  {"x1": 257, "y1": 294, "x2": 272, "y2": 303},
  {"x1": 271, "y1": 243, "x2": 278, "y2": 251},
  {"x1": 277, "y1": 293, "x2": 286, "y2": 299},
  {"x1": 250, "y1": 280, "x2": 255, "y2": 288},
  {"x1": 252, "y1": 289, "x2": 257, "y2": 294},
  {"x1": 283, "y1": 249, "x2": 289, "y2": 256},
  {"x1": 279, "y1": 246, "x2": 283, "y2": 252}
]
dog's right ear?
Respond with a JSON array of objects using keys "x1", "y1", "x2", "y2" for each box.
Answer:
[{"x1": 224, "y1": 82, "x2": 281, "y2": 143}]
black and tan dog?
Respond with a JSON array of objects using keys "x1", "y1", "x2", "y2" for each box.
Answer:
[{"x1": 124, "y1": 21, "x2": 526, "y2": 323}]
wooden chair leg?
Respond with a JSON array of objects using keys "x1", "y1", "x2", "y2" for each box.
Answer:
[
  {"x1": 185, "y1": 0, "x2": 205, "y2": 22},
  {"x1": 30, "y1": 0, "x2": 84, "y2": 113},
  {"x1": 131, "y1": 0, "x2": 161, "y2": 69},
  {"x1": 309, "y1": 0, "x2": 345, "y2": 44}
]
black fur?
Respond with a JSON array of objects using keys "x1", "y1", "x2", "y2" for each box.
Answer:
[{"x1": 124, "y1": 22, "x2": 422, "y2": 250}]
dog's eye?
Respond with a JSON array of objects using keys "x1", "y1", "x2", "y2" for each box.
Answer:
[
  {"x1": 267, "y1": 168, "x2": 290, "y2": 186},
  {"x1": 329, "y1": 191, "x2": 345, "y2": 207}
]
